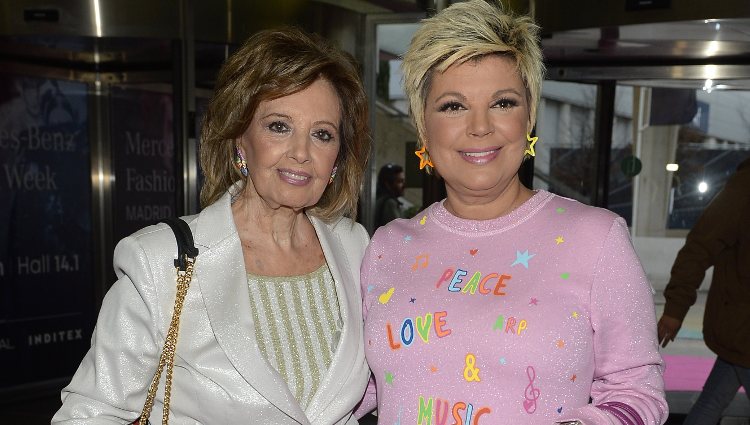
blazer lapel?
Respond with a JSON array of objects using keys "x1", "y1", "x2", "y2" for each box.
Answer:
[
  {"x1": 305, "y1": 216, "x2": 360, "y2": 420},
  {"x1": 192, "y1": 189, "x2": 309, "y2": 424}
]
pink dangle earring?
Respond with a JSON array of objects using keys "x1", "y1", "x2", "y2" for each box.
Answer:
[
  {"x1": 329, "y1": 166, "x2": 337, "y2": 184},
  {"x1": 234, "y1": 146, "x2": 248, "y2": 177}
]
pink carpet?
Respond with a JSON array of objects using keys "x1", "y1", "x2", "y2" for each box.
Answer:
[
  {"x1": 663, "y1": 354, "x2": 714, "y2": 391},
  {"x1": 663, "y1": 354, "x2": 745, "y2": 393}
]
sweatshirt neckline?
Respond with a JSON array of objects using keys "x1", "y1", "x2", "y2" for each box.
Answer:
[{"x1": 429, "y1": 189, "x2": 553, "y2": 235}]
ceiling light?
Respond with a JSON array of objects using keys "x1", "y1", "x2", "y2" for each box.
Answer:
[
  {"x1": 698, "y1": 181, "x2": 708, "y2": 193},
  {"x1": 92, "y1": 0, "x2": 102, "y2": 37},
  {"x1": 666, "y1": 163, "x2": 679, "y2": 172}
]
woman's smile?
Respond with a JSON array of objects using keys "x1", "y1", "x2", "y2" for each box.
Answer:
[
  {"x1": 277, "y1": 168, "x2": 312, "y2": 186},
  {"x1": 459, "y1": 146, "x2": 502, "y2": 164}
]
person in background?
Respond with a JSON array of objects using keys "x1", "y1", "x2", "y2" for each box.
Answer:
[
  {"x1": 374, "y1": 163, "x2": 406, "y2": 229},
  {"x1": 657, "y1": 157, "x2": 750, "y2": 425},
  {"x1": 355, "y1": 1, "x2": 667, "y2": 424},
  {"x1": 53, "y1": 27, "x2": 371, "y2": 424}
]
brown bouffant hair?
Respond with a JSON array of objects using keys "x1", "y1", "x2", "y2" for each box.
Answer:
[{"x1": 199, "y1": 27, "x2": 370, "y2": 221}]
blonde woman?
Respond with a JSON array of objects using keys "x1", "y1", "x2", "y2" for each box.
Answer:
[
  {"x1": 54, "y1": 28, "x2": 371, "y2": 424},
  {"x1": 356, "y1": 1, "x2": 667, "y2": 424}
]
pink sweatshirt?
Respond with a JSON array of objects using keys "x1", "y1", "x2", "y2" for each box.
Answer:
[{"x1": 358, "y1": 190, "x2": 667, "y2": 425}]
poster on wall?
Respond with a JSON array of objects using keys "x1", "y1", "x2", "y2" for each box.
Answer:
[
  {"x1": 110, "y1": 87, "x2": 177, "y2": 244},
  {"x1": 0, "y1": 74, "x2": 93, "y2": 388}
]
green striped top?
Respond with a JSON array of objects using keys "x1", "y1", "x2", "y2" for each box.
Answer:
[{"x1": 246, "y1": 264, "x2": 342, "y2": 409}]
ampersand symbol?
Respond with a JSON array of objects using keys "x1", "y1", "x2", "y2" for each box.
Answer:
[{"x1": 463, "y1": 353, "x2": 481, "y2": 382}]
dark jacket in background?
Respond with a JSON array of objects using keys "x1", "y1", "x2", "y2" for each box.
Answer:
[
  {"x1": 663, "y1": 157, "x2": 750, "y2": 367},
  {"x1": 374, "y1": 196, "x2": 402, "y2": 229}
]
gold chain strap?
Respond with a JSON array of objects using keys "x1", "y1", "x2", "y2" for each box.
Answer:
[{"x1": 137, "y1": 257, "x2": 195, "y2": 425}]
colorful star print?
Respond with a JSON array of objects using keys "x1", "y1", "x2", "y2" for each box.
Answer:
[
  {"x1": 560, "y1": 272, "x2": 570, "y2": 280},
  {"x1": 556, "y1": 339, "x2": 565, "y2": 348},
  {"x1": 403, "y1": 235, "x2": 412, "y2": 242},
  {"x1": 572, "y1": 311, "x2": 579, "y2": 318},
  {"x1": 529, "y1": 297, "x2": 539, "y2": 305},
  {"x1": 409, "y1": 297, "x2": 416, "y2": 303},
  {"x1": 511, "y1": 250, "x2": 536, "y2": 268},
  {"x1": 555, "y1": 236, "x2": 565, "y2": 245},
  {"x1": 556, "y1": 207, "x2": 566, "y2": 214},
  {"x1": 385, "y1": 371, "x2": 394, "y2": 384},
  {"x1": 499, "y1": 357, "x2": 507, "y2": 365}
]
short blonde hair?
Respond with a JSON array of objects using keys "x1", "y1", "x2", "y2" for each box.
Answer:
[
  {"x1": 199, "y1": 27, "x2": 370, "y2": 222},
  {"x1": 402, "y1": 0, "x2": 544, "y2": 153}
]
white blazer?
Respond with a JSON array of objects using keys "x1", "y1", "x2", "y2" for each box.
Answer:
[{"x1": 53, "y1": 188, "x2": 370, "y2": 424}]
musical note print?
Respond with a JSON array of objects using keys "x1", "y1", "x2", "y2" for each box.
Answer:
[
  {"x1": 411, "y1": 253, "x2": 429, "y2": 271},
  {"x1": 378, "y1": 287, "x2": 395, "y2": 304},
  {"x1": 523, "y1": 365, "x2": 540, "y2": 414},
  {"x1": 463, "y1": 353, "x2": 481, "y2": 382}
]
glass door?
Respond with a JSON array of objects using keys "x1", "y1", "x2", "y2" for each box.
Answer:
[{"x1": 536, "y1": 73, "x2": 750, "y2": 416}]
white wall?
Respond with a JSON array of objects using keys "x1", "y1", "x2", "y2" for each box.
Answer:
[{"x1": 632, "y1": 236, "x2": 713, "y2": 292}]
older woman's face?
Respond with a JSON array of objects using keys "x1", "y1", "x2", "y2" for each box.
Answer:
[
  {"x1": 238, "y1": 78, "x2": 341, "y2": 211},
  {"x1": 424, "y1": 55, "x2": 528, "y2": 200}
]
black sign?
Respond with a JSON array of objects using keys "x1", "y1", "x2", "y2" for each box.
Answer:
[
  {"x1": 625, "y1": 0, "x2": 671, "y2": 11},
  {"x1": 23, "y1": 9, "x2": 60, "y2": 22}
]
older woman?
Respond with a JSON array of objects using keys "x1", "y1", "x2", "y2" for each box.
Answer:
[
  {"x1": 54, "y1": 28, "x2": 370, "y2": 424},
  {"x1": 356, "y1": 1, "x2": 668, "y2": 424}
]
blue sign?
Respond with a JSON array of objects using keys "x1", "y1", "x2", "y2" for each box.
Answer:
[
  {"x1": 110, "y1": 87, "x2": 177, "y2": 243},
  {"x1": 0, "y1": 74, "x2": 93, "y2": 388}
]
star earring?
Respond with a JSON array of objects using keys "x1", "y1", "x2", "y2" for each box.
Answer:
[
  {"x1": 234, "y1": 146, "x2": 248, "y2": 177},
  {"x1": 524, "y1": 133, "x2": 538, "y2": 157},
  {"x1": 415, "y1": 146, "x2": 434, "y2": 171}
]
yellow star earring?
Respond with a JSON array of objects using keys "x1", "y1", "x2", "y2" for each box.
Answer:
[
  {"x1": 524, "y1": 133, "x2": 538, "y2": 157},
  {"x1": 415, "y1": 146, "x2": 434, "y2": 170}
]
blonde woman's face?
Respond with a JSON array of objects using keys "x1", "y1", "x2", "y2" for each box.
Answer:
[
  {"x1": 424, "y1": 55, "x2": 528, "y2": 200},
  {"x1": 237, "y1": 78, "x2": 341, "y2": 211}
]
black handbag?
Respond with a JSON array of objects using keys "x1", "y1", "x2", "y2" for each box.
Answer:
[{"x1": 131, "y1": 217, "x2": 199, "y2": 425}]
